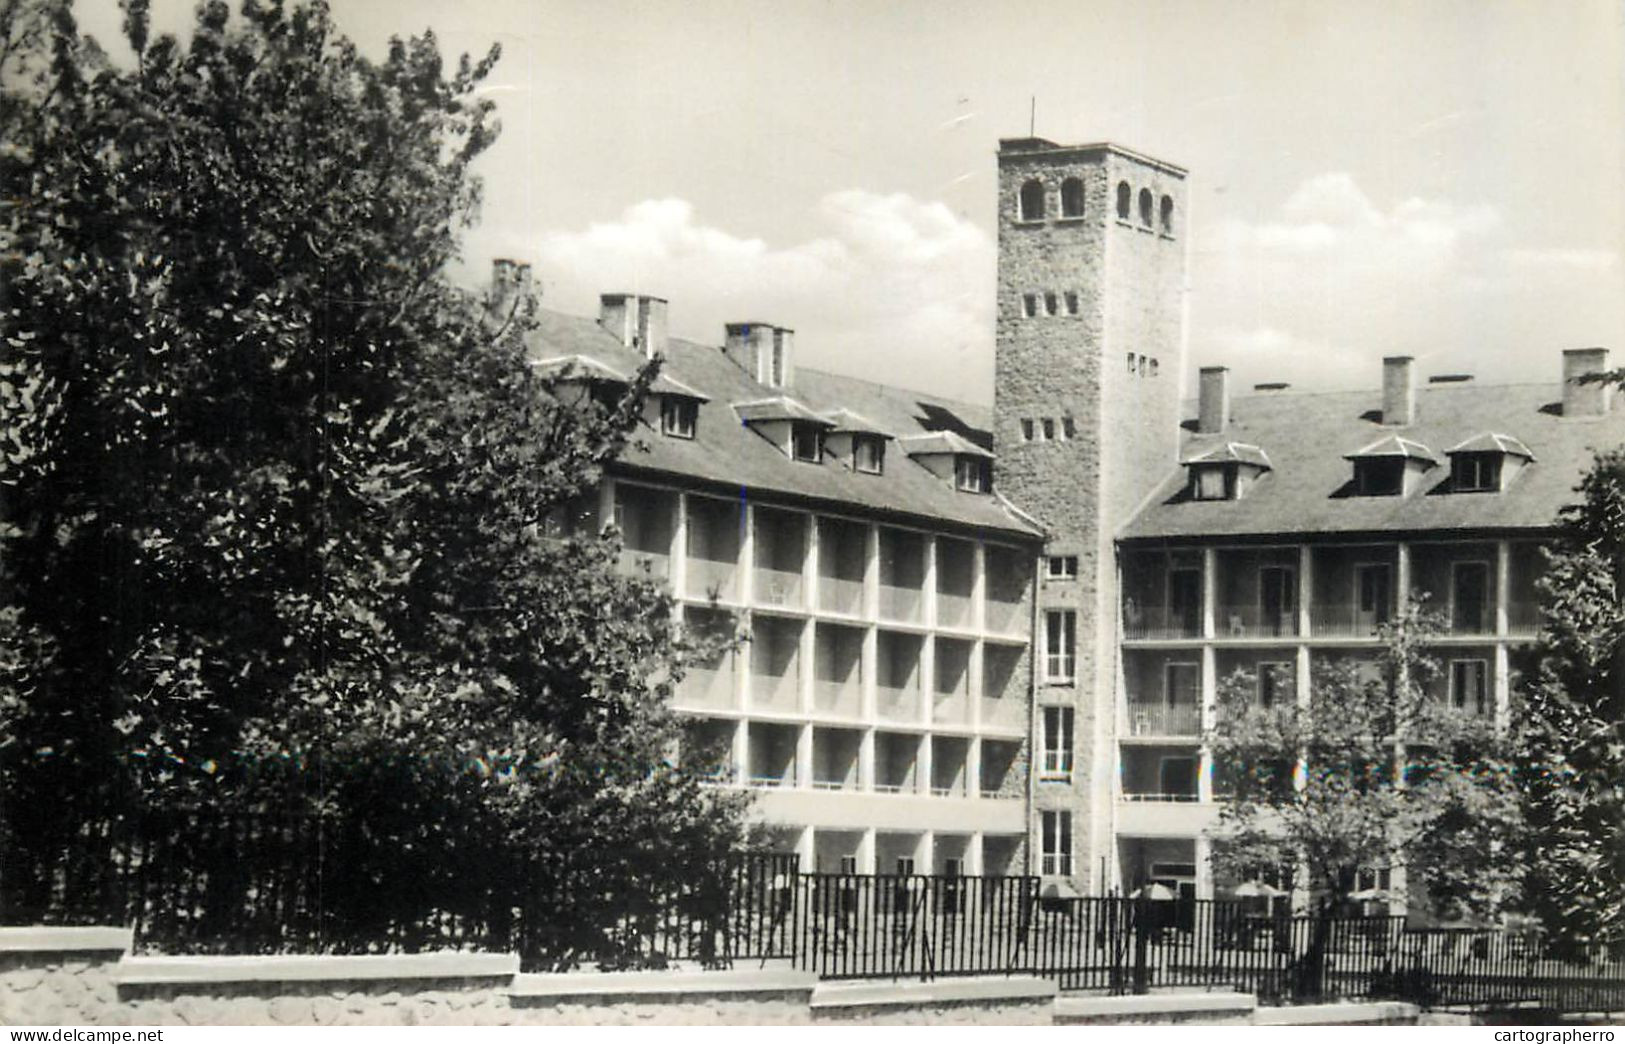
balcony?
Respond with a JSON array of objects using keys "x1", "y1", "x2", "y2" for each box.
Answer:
[
  {"x1": 618, "y1": 549, "x2": 671, "y2": 580},
  {"x1": 813, "y1": 678, "x2": 861, "y2": 718},
  {"x1": 979, "y1": 694, "x2": 1025, "y2": 730},
  {"x1": 675, "y1": 665, "x2": 735, "y2": 711},
  {"x1": 1309, "y1": 605, "x2": 1388, "y2": 639},
  {"x1": 1122, "y1": 605, "x2": 1201, "y2": 641},
  {"x1": 755, "y1": 566, "x2": 805, "y2": 609},
  {"x1": 1214, "y1": 604, "x2": 1299, "y2": 639},
  {"x1": 984, "y1": 598, "x2": 1026, "y2": 636},
  {"x1": 1445, "y1": 605, "x2": 1495, "y2": 637},
  {"x1": 932, "y1": 691, "x2": 970, "y2": 726},
  {"x1": 1124, "y1": 701, "x2": 1201, "y2": 737},
  {"x1": 1119, "y1": 791, "x2": 1201, "y2": 802},
  {"x1": 878, "y1": 584, "x2": 922, "y2": 624},
  {"x1": 818, "y1": 575, "x2": 865, "y2": 616},
  {"x1": 750, "y1": 671, "x2": 800, "y2": 712},
  {"x1": 936, "y1": 537, "x2": 977, "y2": 630},
  {"x1": 937, "y1": 591, "x2": 975, "y2": 630},
  {"x1": 685, "y1": 556, "x2": 738, "y2": 601},
  {"x1": 1506, "y1": 601, "x2": 1541, "y2": 637},
  {"x1": 877, "y1": 684, "x2": 921, "y2": 724}
]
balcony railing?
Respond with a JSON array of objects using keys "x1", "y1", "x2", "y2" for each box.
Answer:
[
  {"x1": 1124, "y1": 701, "x2": 1201, "y2": 737},
  {"x1": 750, "y1": 672, "x2": 800, "y2": 712},
  {"x1": 929, "y1": 782, "x2": 966, "y2": 798},
  {"x1": 754, "y1": 567, "x2": 804, "y2": 608},
  {"x1": 618, "y1": 549, "x2": 670, "y2": 579},
  {"x1": 936, "y1": 590, "x2": 975, "y2": 629},
  {"x1": 876, "y1": 684, "x2": 921, "y2": 723},
  {"x1": 812, "y1": 678, "x2": 862, "y2": 718},
  {"x1": 873, "y1": 781, "x2": 913, "y2": 794},
  {"x1": 1122, "y1": 605, "x2": 1201, "y2": 640},
  {"x1": 979, "y1": 695, "x2": 1025, "y2": 730},
  {"x1": 811, "y1": 777, "x2": 856, "y2": 792},
  {"x1": 1309, "y1": 605, "x2": 1389, "y2": 638},
  {"x1": 674, "y1": 665, "x2": 736, "y2": 711},
  {"x1": 1120, "y1": 790, "x2": 1201, "y2": 802},
  {"x1": 1506, "y1": 600, "x2": 1542, "y2": 636},
  {"x1": 932, "y1": 691, "x2": 970, "y2": 726},
  {"x1": 684, "y1": 557, "x2": 738, "y2": 601},
  {"x1": 747, "y1": 773, "x2": 795, "y2": 789},
  {"x1": 980, "y1": 782, "x2": 1020, "y2": 799},
  {"x1": 817, "y1": 574, "x2": 865, "y2": 616},
  {"x1": 878, "y1": 584, "x2": 922, "y2": 623},
  {"x1": 984, "y1": 598, "x2": 1026, "y2": 636},
  {"x1": 1445, "y1": 607, "x2": 1496, "y2": 637},
  {"x1": 1215, "y1": 604, "x2": 1299, "y2": 639}
]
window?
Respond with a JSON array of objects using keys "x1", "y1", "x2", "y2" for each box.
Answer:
[
  {"x1": 1355, "y1": 564, "x2": 1392, "y2": 626},
  {"x1": 1041, "y1": 418, "x2": 1056, "y2": 441},
  {"x1": 1046, "y1": 555, "x2": 1078, "y2": 579},
  {"x1": 1040, "y1": 810, "x2": 1073, "y2": 875},
  {"x1": 791, "y1": 424, "x2": 824, "y2": 463},
  {"x1": 1041, "y1": 706, "x2": 1074, "y2": 778},
  {"x1": 853, "y1": 435, "x2": 884, "y2": 474},
  {"x1": 895, "y1": 856, "x2": 916, "y2": 876},
  {"x1": 1138, "y1": 188, "x2": 1154, "y2": 226},
  {"x1": 1044, "y1": 610, "x2": 1076, "y2": 682},
  {"x1": 1168, "y1": 568, "x2": 1202, "y2": 635},
  {"x1": 1257, "y1": 661, "x2": 1293, "y2": 708},
  {"x1": 1149, "y1": 358, "x2": 1159, "y2": 377},
  {"x1": 1192, "y1": 464, "x2": 1232, "y2": 501},
  {"x1": 1356, "y1": 458, "x2": 1404, "y2": 496},
  {"x1": 1137, "y1": 353, "x2": 1147, "y2": 374},
  {"x1": 1451, "y1": 561, "x2": 1491, "y2": 633},
  {"x1": 1450, "y1": 659, "x2": 1489, "y2": 716},
  {"x1": 1260, "y1": 566, "x2": 1297, "y2": 632},
  {"x1": 838, "y1": 855, "x2": 858, "y2": 875},
  {"x1": 954, "y1": 457, "x2": 989, "y2": 493},
  {"x1": 1126, "y1": 352, "x2": 1136, "y2": 373},
  {"x1": 1022, "y1": 293, "x2": 1038, "y2": 318},
  {"x1": 1158, "y1": 756, "x2": 1198, "y2": 800},
  {"x1": 1060, "y1": 177, "x2": 1085, "y2": 218},
  {"x1": 1454, "y1": 454, "x2": 1501, "y2": 492},
  {"x1": 1019, "y1": 179, "x2": 1045, "y2": 221},
  {"x1": 1064, "y1": 291, "x2": 1079, "y2": 315},
  {"x1": 1160, "y1": 194, "x2": 1174, "y2": 234},
  {"x1": 1020, "y1": 418, "x2": 1035, "y2": 442},
  {"x1": 1044, "y1": 292, "x2": 1058, "y2": 316},
  {"x1": 1116, "y1": 180, "x2": 1132, "y2": 220},
  {"x1": 659, "y1": 397, "x2": 697, "y2": 438},
  {"x1": 1165, "y1": 662, "x2": 1199, "y2": 710},
  {"x1": 769, "y1": 341, "x2": 786, "y2": 387},
  {"x1": 1062, "y1": 417, "x2": 1076, "y2": 439}
]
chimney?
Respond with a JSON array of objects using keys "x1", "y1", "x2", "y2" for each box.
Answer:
[
  {"x1": 724, "y1": 322, "x2": 794, "y2": 388},
  {"x1": 1382, "y1": 356, "x2": 1415, "y2": 426},
  {"x1": 598, "y1": 294, "x2": 669, "y2": 358},
  {"x1": 1563, "y1": 347, "x2": 1612, "y2": 418},
  {"x1": 488, "y1": 258, "x2": 533, "y2": 322},
  {"x1": 1197, "y1": 366, "x2": 1229, "y2": 434}
]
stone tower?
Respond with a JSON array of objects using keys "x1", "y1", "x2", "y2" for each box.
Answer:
[{"x1": 993, "y1": 138, "x2": 1189, "y2": 892}]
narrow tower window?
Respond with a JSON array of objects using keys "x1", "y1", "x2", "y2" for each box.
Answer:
[
  {"x1": 1160, "y1": 194, "x2": 1174, "y2": 234},
  {"x1": 1116, "y1": 181, "x2": 1132, "y2": 220},
  {"x1": 1019, "y1": 179, "x2": 1045, "y2": 221},
  {"x1": 1138, "y1": 188, "x2": 1154, "y2": 227},
  {"x1": 1060, "y1": 177, "x2": 1085, "y2": 218}
]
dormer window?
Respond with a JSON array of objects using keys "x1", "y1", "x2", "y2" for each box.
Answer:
[
  {"x1": 1445, "y1": 433, "x2": 1534, "y2": 494},
  {"x1": 660, "y1": 397, "x2": 697, "y2": 438},
  {"x1": 1344, "y1": 435, "x2": 1438, "y2": 497},
  {"x1": 1182, "y1": 443, "x2": 1271, "y2": 501},
  {"x1": 791, "y1": 424, "x2": 824, "y2": 463},
  {"x1": 955, "y1": 457, "x2": 990, "y2": 493},
  {"x1": 853, "y1": 435, "x2": 884, "y2": 474}
]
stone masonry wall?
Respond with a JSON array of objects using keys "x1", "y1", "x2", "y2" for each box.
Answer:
[{"x1": 0, "y1": 950, "x2": 124, "y2": 1026}]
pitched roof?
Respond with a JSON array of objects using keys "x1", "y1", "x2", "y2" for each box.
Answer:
[
  {"x1": 733, "y1": 396, "x2": 832, "y2": 425},
  {"x1": 1449, "y1": 432, "x2": 1535, "y2": 459},
  {"x1": 1183, "y1": 442, "x2": 1272, "y2": 469},
  {"x1": 532, "y1": 353, "x2": 708, "y2": 400},
  {"x1": 521, "y1": 308, "x2": 1039, "y2": 540},
  {"x1": 1122, "y1": 381, "x2": 1625, "y2": 541},
  {"x1": 1344, "y1": 433, "x2": 1440, "y2": 464},
  {"x1": 898, "y1": 430, "x2": 995, "y2": 459},
  {"x1": 820, "y1": 408, "x2": 893, "y2": 437}
]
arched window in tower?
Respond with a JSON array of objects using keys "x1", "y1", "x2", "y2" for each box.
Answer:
[
  {"x1": 1160, "y1": 195, "x2": 1174, "y2": 234},
  {"x1": 1116, "y1": 181, "x2": 1132, "y2": 220},
  {"x1": 1060, "y1": 177, "x2": 1085, "y2": 218},
  {"x1": 1019, "y1": 179, "x2": 1045, "y2": 222},
  {"x1": 1138, "y1": 188, "x2": 1154, "y2": 227}
]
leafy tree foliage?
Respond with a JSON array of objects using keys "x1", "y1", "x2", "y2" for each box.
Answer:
[
  {"x1": 1208, "y1": 598, "x2": 1525, "y2": 921},
  {"x1": 0, "y1": 0, "x2": 750, "y2": 962},
  {"x1": 1518, "y1": 447, "x2": 1625, "y2": 949}
]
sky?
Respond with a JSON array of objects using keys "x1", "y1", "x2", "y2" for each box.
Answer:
[{"x1": 72, "y1": 0, "x2": 1625, "y2": 406}]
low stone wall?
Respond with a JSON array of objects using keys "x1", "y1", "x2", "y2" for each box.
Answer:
[
  {"x1": 809, "y1": 977, "x2": 1057, "y2": 1025},
  {"x1": 1252, "y1": 1000, "x2": 1420, "y2": 1026},
  {"x1": 508, "y1": 968, "x2": 817, "y2": 1025},
  {"x1": 1055, "y1": 990, "x2": 1257, "y2": 1025},
  {"x1": 0, "y1": 928, "x2": 132, "y2": 1026}
]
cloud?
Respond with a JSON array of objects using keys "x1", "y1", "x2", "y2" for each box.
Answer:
[
  {"x1": 1195, "y1": 173, "x2": 1623, "y2": 393},
  {"x1": 525, "y1": 191, "x2": 994, "y2": 402}
]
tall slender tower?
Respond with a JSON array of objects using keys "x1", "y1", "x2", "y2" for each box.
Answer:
[{"x1": 993, "y1": 138, "x2": 1189, "y2": 891}]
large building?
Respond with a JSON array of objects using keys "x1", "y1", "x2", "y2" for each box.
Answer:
[{"x1": 511, "y1": 134, "x2": 1622, "y2": 899}]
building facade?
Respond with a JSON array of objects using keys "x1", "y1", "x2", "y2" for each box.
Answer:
[{"x1": 515, "y1": 134, "x2": 1620, "y2": 900}]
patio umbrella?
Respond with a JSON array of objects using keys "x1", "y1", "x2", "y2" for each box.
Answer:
[
  {"x1": 1134, "y1": 883, "x2": 1176, "y2": 900},
  {"x1": 1232, "y1": 880, "x2": 1285, "y2": 898}
]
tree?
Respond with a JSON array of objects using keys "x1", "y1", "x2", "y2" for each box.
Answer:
[
  {"x1": 1517, "y1": 447, "x2": 1625, "y2": 951},
  {"x1": 0, "y1": 0, "x2": 751, "y2": 965},
  {"x1": 1207, "y1": 599, "x2": 1525, "y2": 991}
]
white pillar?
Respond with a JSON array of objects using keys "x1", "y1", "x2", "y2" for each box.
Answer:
[
  {"x1": 732, "y1": 719, "x2": 749, "y2": 786},
  {"x1": 924, "y1": 535, "x2": 939, "y2": 629},
  {"x1": 917, "y1": 732, "x2": 933, "y2": 795},
  {"x1": 920, "y1": 634, "x2": 935, "y2": 726},
  {"x1": 1298, "y1": 544, "x2": 1313, "y2": 637},
  {"x1": 1495, "y1": 540, "x2": 1511, "y2": 637},
  {"x1": 1396, "y1": 541, "x2": 1412, "y2": 608},
  {"x1": 598, "y1": 477, "x2": 616, "y2": 535},
  {"x1": 967, "y1": 833, "x2": 985, "y2": 876},
  {"x1": 859, "y1": 728, "x2": 875, "y2": 791},
  {"x1": 795, "y1": 826, "x2": 815, "y2": 873},
  {"x1": 1195, "y1": 835, "x2": 1214, "y2": 900},
  {"x1": 864, "y1": 524, "x2": 881, "y2": 621},
  {"x1": 1199, "y1": 645, "x2": 1216, "y2": 803},
  {"x1": 972, "y1": 542, "x2": 988, "y2": 632},
  {"x1": 1201, "y1": 547, "x2": 1218, "y2": 640},
  {"x1": 1494, "y1": 644, "x2": 1512, "y2": 731},
  {"x1": 796, "y1": 723, "x2": 814, "y2": 789},
  {"x1": 671, "y1": 492, "x2": 689, "y2": 602},
  {"x1": 806, "y1": 512, "x2": 821, "y2": 613},
  {"x1": 858, "y1": 828, "x2": 877, "y2": 875}
]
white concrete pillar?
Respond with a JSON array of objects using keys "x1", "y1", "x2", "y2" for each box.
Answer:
[
  {"x1": 968, "y1": 639, "x2": 985, "y2": 729},
  {"x1": 1494, "y1": 644, "x2": 1512, "y2": 731},
  {"x1": 1199, "y1": 644, "x2": 1216, "y2": 803},
  {"x1": 972, "y1": 542, "x2": 988, "y2": 632},
  {"x1": 864, "y1": 524, "x2": 881, "y2": 621},
  {"x1": 796, "y1": 722, "x2": 814, "y2": 788},
  {"x1": 918, "y1": 831, "x2": 935, "y2": 875},
  {"x1": 806, "y1": 511, "x2": 821, "y2": 612},
  {"x1": 920, "y1": 634, "x2": 935, "y2": 726},
  {"x1": 967, "y1": 833, "x2": 985, "y2": 876},
  {"x1": 798, "y1": 618, "x2": 815, "y2": 714},
  {"x1": 741, "y1": 502, "x2": 757, "y2": 605},
  {"x1": 1496, "y1": 540, "x2": 1511, "y2": 637},
  {"x1": 924, "y1": 535, "x2": 939, "y2": 628},
  {"x1": 598, "y1": 477, "x2": 616, "y2": 535},
  {"x1": 966, "y1": 735, "x2": 982, "y2": 797},
  {"x1": 1396, "y1": 541, "x2": 1412, "y2": 609},
  {"x1": 1201, "y1": 547, "x2": 1218, "y2": 640},
  {"x1": 861, "y1": 626, "x2": 878, "y2": 720},
  {"x1": 858, "y1": 828, "x2": 877, "y2": 875},
  {"x1": 671, "y1": 492, "x2": 689, "y2": 601},
  {"x1": 794, "y1": 826, "x2": 815, "y2": 873},
  {"x1": 1195, "y1": 835, "x2": 1214, "y2": 900},
  {"x1": 917, "y1": 732, "x2": 933, "y2": 795},
  {"x1": 732, "y1": 719, "x2": 749, "y2": 785},
  {"x1": 1298, "y1": 544, "x2": 1313, "y2": 637},
  {"x1": 859, "y1": 728, "x2": 875, "y2": 791}
]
